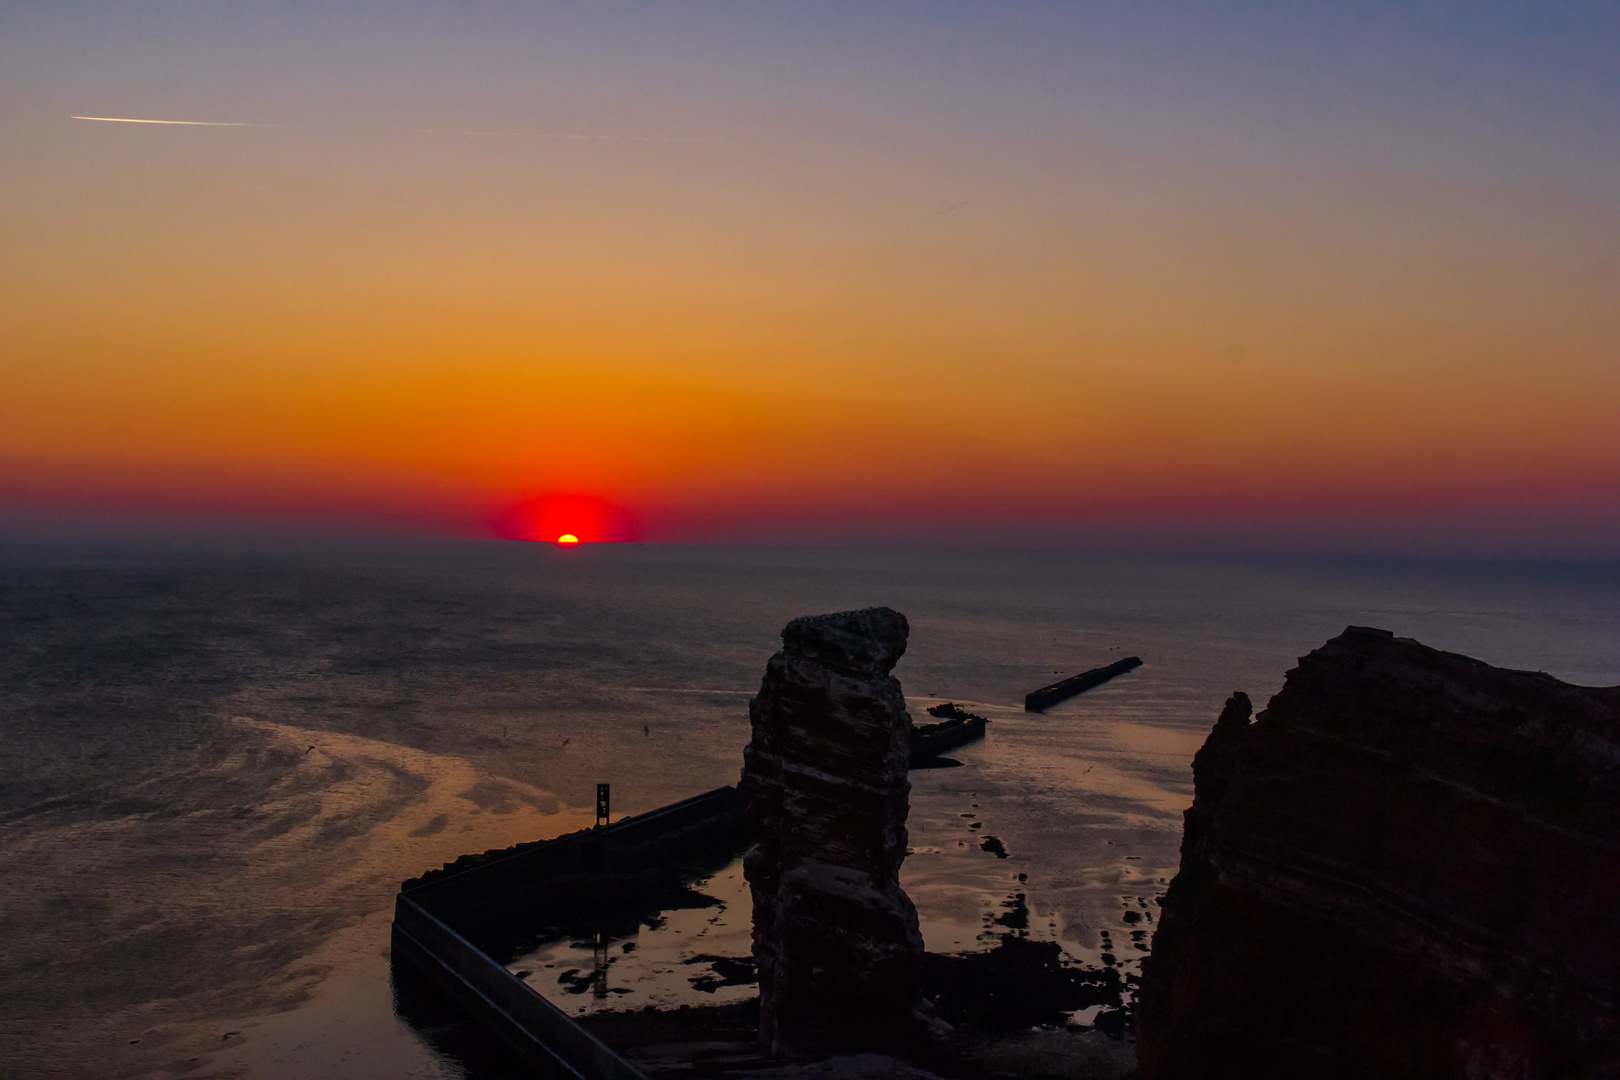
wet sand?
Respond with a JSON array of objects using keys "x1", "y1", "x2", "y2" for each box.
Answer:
[
  {"x1": 1, "y1": 717, "x2": 594, "y2": 1079},
  {"x1": 575, "y1": 934, "x2": 1142, "y2": 1079}
]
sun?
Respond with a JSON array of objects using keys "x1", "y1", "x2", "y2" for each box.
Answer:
[{"x1": 493, "y1": 494, "x2": 637, "y2": 544}]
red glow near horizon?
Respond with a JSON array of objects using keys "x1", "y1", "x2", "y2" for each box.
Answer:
[{"x1": 491, "y1": 495, "x2": 637, "y2": 543}]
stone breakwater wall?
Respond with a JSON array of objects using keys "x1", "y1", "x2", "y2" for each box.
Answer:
[
  {"x1": 1137, "y1": 626, "x2": 1620, "y2": 1080},
  {"x1": 740, "y1": 606, "x2": 945, "y2": 1058},
  {"x1": 391, "y1": 786, "x2": 745, "y2": 1080}
]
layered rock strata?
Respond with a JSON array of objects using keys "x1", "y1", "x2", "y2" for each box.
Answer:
[
  {"x1": 740, "y1": 606, "x2": 939, "y2": 1057},
  {"x1": 1138, "y1": 626, "x2": 1620, "y2": 1080}
]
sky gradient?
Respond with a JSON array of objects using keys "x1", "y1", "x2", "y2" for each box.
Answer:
[{"x1": 4, "y1": 3, "x2": 1619, "y2": 552}]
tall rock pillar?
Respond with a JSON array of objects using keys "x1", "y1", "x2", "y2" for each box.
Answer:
[{"x1": 739, "y1": 607, "x2": 936, "y2": 1057}]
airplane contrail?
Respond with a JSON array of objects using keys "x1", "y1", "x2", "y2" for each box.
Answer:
[
  {"x1": 71, "y1": 116, "x2": 704, "y2": 141},
  {"x1": 72, "y1": 116, "x2": 265, "y2": 126}
]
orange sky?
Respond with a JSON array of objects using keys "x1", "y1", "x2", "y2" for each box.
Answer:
[{"x1": 3, "y1": 5, "x2": 1618, "y2": 551}]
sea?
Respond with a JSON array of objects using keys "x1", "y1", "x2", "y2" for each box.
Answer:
[{"x1": 3, "y1": 535, "x2": 1618, "y2": 1079}]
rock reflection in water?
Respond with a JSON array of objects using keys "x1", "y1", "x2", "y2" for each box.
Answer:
[{"x1": 491, "y1": 854, "x2": 759, "y2": 1016}]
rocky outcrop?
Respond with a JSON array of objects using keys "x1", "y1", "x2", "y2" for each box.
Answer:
[
  {"x1": 1138, "y1": 626, "x2": 1620, "y2": 1080},
  {"x1": 739, "y1": 607, "x2": 943, "y2": 1057}
]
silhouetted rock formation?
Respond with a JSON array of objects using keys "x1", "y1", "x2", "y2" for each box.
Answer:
[
  {"x1": 739, "y1": 607, "x2": 944, "y2": 1057},
  {"x1": 1137, "y1": 626, "x2": 1620, "y2": 1080}
]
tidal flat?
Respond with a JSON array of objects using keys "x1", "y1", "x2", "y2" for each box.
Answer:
[{"x1": 3, "y1": 537, "x2": 1617, "y2": 1077}]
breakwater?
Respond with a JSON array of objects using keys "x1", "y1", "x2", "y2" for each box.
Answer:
[
  {"x1": 391, "y1": 786, "x2": 746, "y2": 1079},
  {"x1": 1025, "y1": 657, "x2": 1143, "y2": 711}
]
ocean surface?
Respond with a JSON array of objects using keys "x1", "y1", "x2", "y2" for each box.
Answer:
[{"x1": 3, "y1": 536, "x2": 1619, "y2": 1079}]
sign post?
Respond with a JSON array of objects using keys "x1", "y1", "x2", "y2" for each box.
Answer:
[{"x1": 595, "y1": 783, "x2": 610, "y2": 829}]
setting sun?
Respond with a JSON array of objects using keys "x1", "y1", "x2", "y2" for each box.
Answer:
[{"x1": 491, "y1": 495, "x2": 637, "y2": 544}]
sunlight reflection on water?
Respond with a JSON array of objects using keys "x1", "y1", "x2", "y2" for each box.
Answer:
[{"x1": 4, "y1": 539, "x2": 1617, "y2": 1078}]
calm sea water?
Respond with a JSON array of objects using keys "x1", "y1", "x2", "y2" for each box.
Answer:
[{"x1": 3, "y1": 536, "x2": 1618, "y2": 1079}]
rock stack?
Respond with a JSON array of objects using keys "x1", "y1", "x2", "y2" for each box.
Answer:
[
  {"x1": 739, "y1": 607, "x2": 943, "y2": 1057},
  {"x1": 1138, "y1": 626, "x2": 1620, "y2": 1079}
]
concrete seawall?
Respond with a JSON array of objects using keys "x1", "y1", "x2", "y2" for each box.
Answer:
[{"x1": 391, "y1": 786, "x2": 747, "y2": 1079}]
